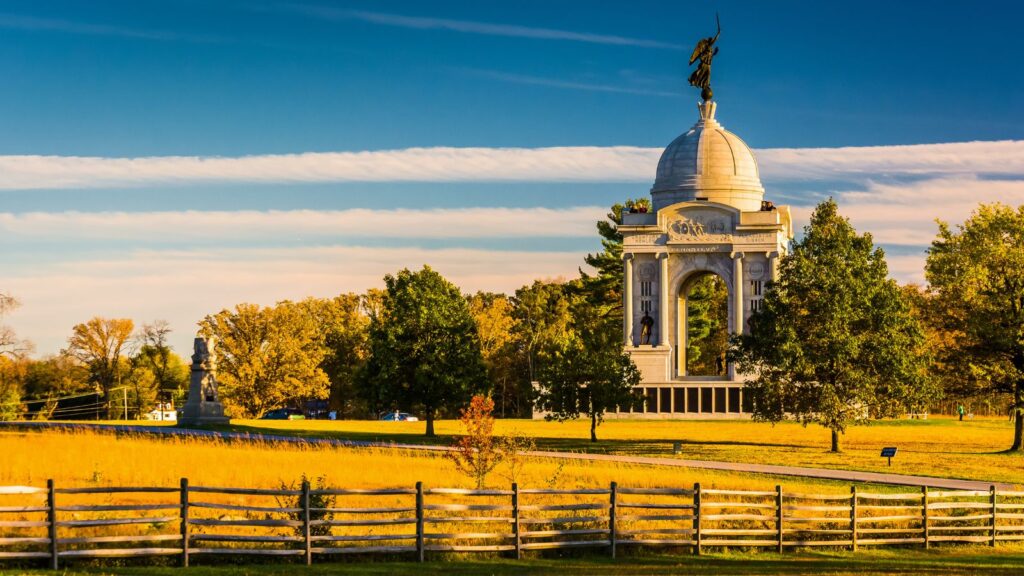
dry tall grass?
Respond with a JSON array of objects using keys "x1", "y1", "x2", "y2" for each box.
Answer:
[{"x1": 0, "y1": 428, "x2": 845, "y2": 493}]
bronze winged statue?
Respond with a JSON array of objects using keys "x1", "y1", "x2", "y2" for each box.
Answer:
[{"x1": 688, "y1": 14, "x2": 720, "y2": 101}]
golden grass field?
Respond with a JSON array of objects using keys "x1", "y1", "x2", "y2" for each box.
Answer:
[
  {"x1": 228, "y1": 416, "x2": 1024, "y2": 486},
  {"x1": 0, "y1": 428, "x2": 852, "y2": 493}
]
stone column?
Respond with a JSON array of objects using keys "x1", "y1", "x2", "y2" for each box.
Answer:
[
  {"x1": 658, "y1": 253, "x2": 670, "y2": 347},
  {"x1": 731, "y1": 252, "x2": 745, "y2": 335},
  {"x1": 623, "y1": 253, "x2": 634, "y2": 346},
  {"x1": 768, "y1": 251, "x2": 779, "y2": 282}
]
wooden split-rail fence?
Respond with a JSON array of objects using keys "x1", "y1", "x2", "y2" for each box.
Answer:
[{"x1": 1, "y1": 480, "x2": 1023, "y2": 568}]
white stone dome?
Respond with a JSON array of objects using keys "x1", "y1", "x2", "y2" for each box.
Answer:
[{"x1": 651, "y1": 101, "x2": 764, "y2": 212}]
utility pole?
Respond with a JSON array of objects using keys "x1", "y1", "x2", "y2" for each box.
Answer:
[{"x1": 123, "y1": 388, "x2": 128, "y2": 420}]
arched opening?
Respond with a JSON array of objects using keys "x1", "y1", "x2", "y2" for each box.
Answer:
[{"x1": 678, "y1": 273, "x2": 729, "y2": 377}]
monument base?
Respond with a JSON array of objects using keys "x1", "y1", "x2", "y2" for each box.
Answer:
[
  {"x1": 178, "y1": 415, "x2": 230, "y2": 427},
  {"x1": 178, "y1": 400, "x2": 229, "y2": 427}
]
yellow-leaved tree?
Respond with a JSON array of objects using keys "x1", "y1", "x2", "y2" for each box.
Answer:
[
  {"x1": 201, "y1": 301, "x2": 329, "y2": 418},
  {"x1": 66, "y1": 317, "x2": 135, "y2": 418}
]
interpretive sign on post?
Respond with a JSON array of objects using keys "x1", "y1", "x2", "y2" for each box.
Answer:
[{"x1": 880, "y1": 446, "x2": 898, "y2": 467}]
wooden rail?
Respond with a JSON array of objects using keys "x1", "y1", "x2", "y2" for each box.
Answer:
[{"x1": 0, "y1": 480, "x2": 1021, "y2": 567}]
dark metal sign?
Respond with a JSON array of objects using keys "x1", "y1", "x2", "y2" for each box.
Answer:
[{"x1": 881, "y1": 446, "x2": 898, "y2": 466}]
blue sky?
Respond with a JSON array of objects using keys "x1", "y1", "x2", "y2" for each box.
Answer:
[{"x1": 2, "y1": 0, "x2": 1023, "y2": 355}]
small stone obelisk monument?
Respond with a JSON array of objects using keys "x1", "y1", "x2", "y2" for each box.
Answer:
[{"x1": 178, "y1": 335, "x2": 229, "y2": 426}]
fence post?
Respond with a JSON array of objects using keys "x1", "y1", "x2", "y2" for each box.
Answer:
[
  {"x1": 775, "y1": 485, "x2": 783, "y2": 553},
  {"x1": 693, "y1": 482, "x2": 702, "y2": 555},
  {"x1": 46, "y1": 479, "x2": 58, "y2": 570},
  {"x1": 180, "y1": 477, "x2": 189, "y2": 567},
  {"x1": 512, "y1": 482, "x2": 521, "y2": 560},
  {"x1": 302, "y1": 479, "x2": 312, "y2": 565},
  {"x1": 991, "y1": 484, "x2": 998, "y2": 547},
  {"x1": 415, "y1": 481, "x2": 424, "y2": 562},
  {"x1": 922, "y1": 486, "x2": 929, "y2": 549},
  {"x1": 609, "y1": 481, "x2": 617, "y2": 559},
  {"x1": 850, "y1": 485, "x2": 858, "y2": 552}
]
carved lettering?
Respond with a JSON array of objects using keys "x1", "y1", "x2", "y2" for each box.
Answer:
[{"x1": 625, "y1": 234, "x2": 662, "y2": 245}]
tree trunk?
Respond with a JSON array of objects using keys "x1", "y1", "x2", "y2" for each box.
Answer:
[
  {"x1": 1011, "y1": 380, "x2": 1024, "y2": 452},
  {"x1": 830, "y1": 429, "x2": 840, "y2": 453},
  {"x1": 425, "y1": 408, "x2": 435, "y2": 438},
  {"x1": 591, "y1": 413, "x2": 598, "y2": 443}
]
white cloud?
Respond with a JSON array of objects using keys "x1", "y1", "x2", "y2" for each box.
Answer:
[
  {"x1": 1, "y1": 140, "x2": 1021, "y2": 190},
  {"x1": 0, "y1": 147, "x2": 658, "y2": 190},
  {"x1": 756, "y1": 140, "x2": 1024, "y2": 180},
  {"x1": 792, "y1": 176, "x2": 1024, "y2": 246},
  {"x1": 788, "y1": 176, "x2": 1024, "y2": 285},
  {"x1": 0, "y1": 206, "x2": 606, "y2": 241},
  {"x1": 5, "y1": 245, "x2": 587, "y2": 356}
]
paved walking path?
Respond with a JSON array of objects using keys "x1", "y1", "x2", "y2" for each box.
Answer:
[{"x1": 1, "y1": 421, "x2": 1015, "y2": 491}]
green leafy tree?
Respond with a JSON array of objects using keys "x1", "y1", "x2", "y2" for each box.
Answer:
[
  {"x1": 535, "y1": 292, "x2": 641, "y2": 442},
  {"x1": 303, "y1": 295, "x2": 370, "y2": 418},
  {"x1": 685, "y1": 275, "x2": 729, "y2": 375},
  {"x1": 124, "y1": 362, "x2": 158, "y2": 418},
  {"x1": 358, "y1": 266, "x2": 487, "y2": 436},
  {"x1": 579, "y1": 198, "x2": 652, "y2": 320},
  {"x1": 201, "y1": 301, "x2": 329, "y2": 418},
  {"x1": 511, "y1": 281, "x2": 574, "y2": 387},
  {"x1": 66, "y1": 317, "x2": 135, "y2": 418},
  {"x1": 134, "y1": 321, "x2": 189, "y2": 408},
  {"x1": 732, "y1": 199, "x2": 930, "y2": 452},
  {"x1": 925, "y1": 203, "x2": 1024, "y2": 451}
]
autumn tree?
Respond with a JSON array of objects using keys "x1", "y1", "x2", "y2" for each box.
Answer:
[
  {"x1": 358, "y1": 266, "x2": 486, "y2": 436},
  {"x1": 0, "y1": 356, "x2": 26, "y2": 421},
  {"x1": 926, "y1": 203, "x2": 1024, "y2": 451},
  {"x1": 732, "y1": 199, "x2": 931, "y2": 452},
  {"x1": 66, "y1": 317, "x2": 135, "y2": 417},
  {"x1": 535, "y1": 291, "x2": 641, "y2": 442},
  {"x1": 468, "y1": 292, "x2": 518, "y2": 416},
  {"x1": 201, "y1": 301, "x2": 329, "y2": 418},
  {"x1": 0, "y1": 292, "x2": 31, "y2": 359},
  {"x1": 448, "y1": 395, "x2": 503, "y2": 488},
  {"x1": 0, "y1": 293, "x2": 28, "y2": 419},
  {"x1": 22, "y1": 355, "x2": 89, "y2": 400}
]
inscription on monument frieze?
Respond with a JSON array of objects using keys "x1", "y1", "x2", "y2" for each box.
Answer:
[{"x1": 625, "y1": 234, "x2": 663, "y2": 245}]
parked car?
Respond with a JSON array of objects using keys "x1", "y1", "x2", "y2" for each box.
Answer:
[
  {"x1": 379, "y1": 411, "x2": 419, "y2": 422},
  {"x1": 260, "y1": 408, "x2": 306, "y2": 420}
]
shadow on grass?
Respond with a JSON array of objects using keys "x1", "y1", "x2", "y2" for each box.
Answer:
[
  {"x1": 13, "y1": 549, "x2": 1024, "y2": 575},
  {"x1": 218, "y1": 424, "x2": 809, "y2": 455}
]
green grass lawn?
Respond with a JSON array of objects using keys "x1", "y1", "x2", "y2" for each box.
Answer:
[
  {"x1": 213, "y1": 416, "x2": 1024, "y2": 486},
  {"x1": 4, "y1": 548, "x2": 1024, "y2": 575}
]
